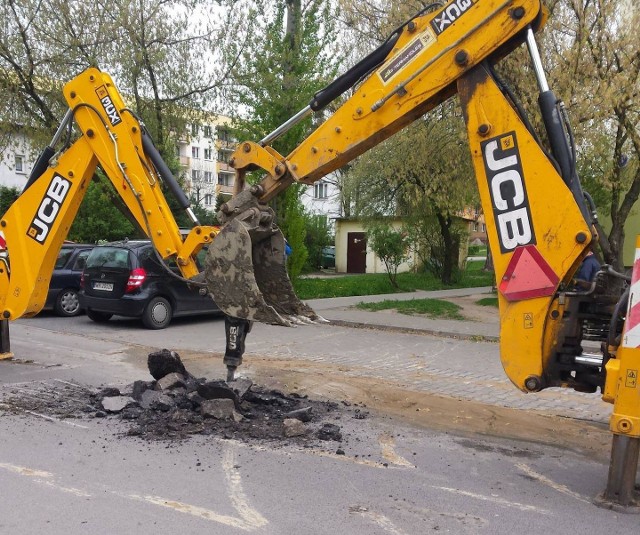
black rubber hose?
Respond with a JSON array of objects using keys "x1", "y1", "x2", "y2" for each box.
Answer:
[
  {"x1": 22, "y1": 146, "x2": 56, "y2": 193},
  {"x1": 310, "y1": 31, "x2": 402, "y2": 111},
  {"x1": 140, "y1": 128, "x2": 191, "y2": 210}
]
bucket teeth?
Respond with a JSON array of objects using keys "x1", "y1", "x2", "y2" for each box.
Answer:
[{"x1": 204, "y1": 217, "x2": 319, "y2": 327}]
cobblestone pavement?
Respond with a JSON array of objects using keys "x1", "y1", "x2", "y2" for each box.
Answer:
[
  {"x1": 255, "y1": 286, "x2": 612, "y2": 424},
  {"x1": 247, "y1": 318, "x2": 612, "y2": 425}
]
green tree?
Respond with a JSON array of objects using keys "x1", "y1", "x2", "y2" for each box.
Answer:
[
  {"x1": 0, "y1": 0, "x2": 258, "y2": 240},
  {"x1": 0, "y1": 185, "x2": 20, "y2": 215},
  {"x1": 345, "y1": 103, "x2": 476, "y2": 284},
  {"x1": 303, "y1": 214, "x2": 332, "y2": 271},
  {"x1": 226, "y1": 0, "x2": 339, "y2": 279},
  {"x1": 68, "y1": 176, "x2": 136, "y2": 243},
  {"x1": 365, "y1": 221, "x2": 410, "y2": 288}
]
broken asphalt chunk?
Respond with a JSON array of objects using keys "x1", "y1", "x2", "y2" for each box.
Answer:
[
  {"x1": 139, "y1": 390, "x2": 175, "y2": 412},
  {"x1": 147, "y1": 349, "x2": 191, "y2": 380},
  {"x1": 316, "y1": 423, "x2": 342, "y2": 441},
  {"x1": 201, "y1": 399, "x2": 238, "y2": 420},
  {"x1": 197, "y1": 381, "x2": 240, "y2": 409},
  {"x1": 283, "y1": 418, "x2": 307, "y2": 437},
  {"x1": 283, "y1": 406, "x2": 313, "y2": 422},
  {"x1": 101, "y1": 396, "x2": 136, "y2": 413},
  {"x1": 231, "y1": 378, "x2": 253, "y2": 400},
  {"x1": 156, "y1": 373, "x2": 186, "y2": 391}
]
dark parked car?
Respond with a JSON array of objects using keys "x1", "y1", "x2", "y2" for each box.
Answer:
[
  {"x1": 44, "y1": 243, "x2": 95, "y2": 316},
  {"x1": 320, "y1": 246, "x2": 335, "y2": 269},
  {"x1": 79, "y1": 240, "x2": 220, "y2": 329}
]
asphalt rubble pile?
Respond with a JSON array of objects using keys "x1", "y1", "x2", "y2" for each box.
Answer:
[{"x1": 90, "y1": 349, "x2": 363, "y2": 445}]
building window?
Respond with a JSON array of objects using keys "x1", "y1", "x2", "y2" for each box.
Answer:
[
  {"x1": 191, "y1": 123, "x2": 199, "y2": 136},
  {"x1": 15, "y1": 154, "x2": 25, "y2": 174},
  {"x1": 481, "y1": 223, "x2": 486, "y2": 232},
  {"x1": 314, "y1": 182, "x2": 328, "y2": 199},
  {"x1": 218, "y1": 173, "x2": 232, "y2": 187},
  {"x1": 473, "y1": 222, "x2": 479, "y2": 232},
  {"x1": 204, "y1": 194, "x2": 213, "y2": 206},
  {"x1": 191, "y1": 169, "x2": 200, "y2": 181},
  {"x1": 217, "y1": 127, "x2": 230, "y2": 141},
  {"x1": 175, "y1": 145, "x2": 180, "y2": 157},
  {"x1": 192, "y1": 146, "x2": 200, "y2": 159},
  {"x1": 204, "y1": 148, "x2": 212, "y2": 160},
  {"x1": 204, "y1": 171, "x2": 213, "y2": 183},
  {"x1": 218, "y1": 151, "x2": 230, "y2": 163},
  {"x1": 204, "y1": 125, "x2": 212, "y2": 137}
]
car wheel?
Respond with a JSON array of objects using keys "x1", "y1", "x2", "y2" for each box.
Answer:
[
  {"x1": 142, "y1": 296, "x2": 172, "y2": 329},
  {"x1": 86, "y1": 309, "x2": 113, "y2": 323},
  {"x1": 54, "y1": 288, "x2": 81, "y2": 317}
]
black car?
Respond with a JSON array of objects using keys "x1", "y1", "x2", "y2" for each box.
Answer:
[
  {"x1": 44, "y1": 243, "x2": 95, "y2": 316},
  {"x1": 79, "y1": 240, "x2": 220, "y2": 329}
]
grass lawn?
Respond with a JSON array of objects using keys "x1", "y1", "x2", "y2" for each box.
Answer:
[
  {"x1": 356, "y1": 298, "x2": 465, "y2": 320},
  {"x1": 293, "y1": 260, "x2": 495, "y2": 300}
]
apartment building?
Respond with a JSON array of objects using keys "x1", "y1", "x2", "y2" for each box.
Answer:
[
  {"x1": 176, "y1": 115, "x2": 237, "y2": 212},
  {"x1": 300, "y1": 176, "x2": 343, "y2": 230},
  {"x1": 0, "y1": 130, "x2": 35, "y2": 190}
]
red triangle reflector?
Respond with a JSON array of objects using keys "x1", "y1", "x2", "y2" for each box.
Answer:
[{"x1": 499, "y1": 245, "x2": 559, "y2": 301}]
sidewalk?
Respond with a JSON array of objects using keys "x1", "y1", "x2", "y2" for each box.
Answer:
[
  {"x1": 304, "y1": 286, "x2": 612, "y2": 425},
  {"x1": 307, "y1": 286, "x2": 499, "y2": 341}
]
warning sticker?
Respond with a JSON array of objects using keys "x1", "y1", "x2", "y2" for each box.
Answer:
[
  {"x1": 626, "y1": 369, "x2": 638, "y2": 388},
  {"x1": 523, "y1": 313, "x2": 533, "y2": 329}
]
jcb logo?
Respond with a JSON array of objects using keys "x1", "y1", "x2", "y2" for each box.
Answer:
[
  {"x1": 430, "y1": 0, "x2": 476, "y2": 35},
  {"x1": 27, "y1": 174, "x2": 71, "y2": 244},
  {"x1": 96, "y1": 85, "x2": 122, "y2": 126},
  {"x1": 482, "y1": 132, "x2": 536, "y2": 253}
]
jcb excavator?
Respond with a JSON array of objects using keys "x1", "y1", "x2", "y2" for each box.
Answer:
[
  {"x1": 0, "y1": 0, "x2": 637, "y2": 508},
  {"x1": 204, "y1": 0, "x2": 640, "y2": 508}
]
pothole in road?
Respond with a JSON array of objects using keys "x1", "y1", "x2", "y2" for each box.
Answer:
[{"x1": 0, "y1": 349, "x2": 370, "y2": 450}]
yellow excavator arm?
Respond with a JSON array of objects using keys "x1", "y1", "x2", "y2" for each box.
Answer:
[
  {"x1": 205, "y1": 0, "x2": 640, "y2": 504},
  {"x1": 0, "y1": 68, "x2": 218, "y2": 322}
]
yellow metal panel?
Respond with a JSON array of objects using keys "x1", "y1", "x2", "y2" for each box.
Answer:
[
  {"x1": 287, "y1": 0, "x2": 543, "y2": 184},
  {"x1": 458, "y1": 63, "x2": 591, "y2": 391},
  {"x1": 63, "y1": 68, "x2": 199, "y2": 278},
  {"x1": 0, "y1": 138, "x2": 96, "y2": 319}
]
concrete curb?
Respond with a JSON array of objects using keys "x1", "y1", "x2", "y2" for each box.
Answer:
[{"x1": 326, "y1": 319, "x2": 500, "y2": 342}]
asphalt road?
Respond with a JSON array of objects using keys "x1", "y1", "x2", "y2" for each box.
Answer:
[{"x1": 0, "y1": 313, "x2": 638, "y2": 534}]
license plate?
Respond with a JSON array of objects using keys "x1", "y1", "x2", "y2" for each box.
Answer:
[{"x1": 93, "y1": 282, "x2": 114, "y2": 291}]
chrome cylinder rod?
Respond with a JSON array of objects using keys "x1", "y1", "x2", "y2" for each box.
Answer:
[
  {"x1": 525, "y1": 27, "x2": 550, "y2": 93},
  {"x1": 259, "y1": 106, "x2": 312, "y2": 147},
  {"x1": 51, "y1": 108, "x2": 74, "y2": 147}
]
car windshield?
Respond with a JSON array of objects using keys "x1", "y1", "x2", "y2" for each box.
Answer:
[
  {"x1": 55, "y1": 249, "x2": 74, "y2": 269},
  {"x1": 86, "y1": 247, "x2": 131, "y2": 269}
]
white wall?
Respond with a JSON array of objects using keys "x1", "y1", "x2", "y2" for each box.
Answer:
[
  {"x1": 0, "y1": 132, "x2": 35, "y2": 190},
  {"x1": 335, "y1": 219, "x2": 415, "y2": 274},
  {"x1": 300, "y1": 176, "x2": 342, "y2": 229}
]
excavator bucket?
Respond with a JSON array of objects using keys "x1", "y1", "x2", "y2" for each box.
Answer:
[{"x1": 204, "y1": 215, "x2": 320, "y2": 327}]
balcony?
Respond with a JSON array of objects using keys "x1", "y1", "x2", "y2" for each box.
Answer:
[
  {"x1": 216, "y1": 139, "x2": 237, "y2": 151},
  {"x1": 217, "y1": 161, "x2": 234, "y2": 172},
  {"x1": 217, "y1": 184, "x2": 234, "y2": 195},
  {"x1": 179, "y1": 156, "x2": 191, "y2": 167}
]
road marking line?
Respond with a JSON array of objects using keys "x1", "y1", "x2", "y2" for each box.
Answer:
[
  {"x1": 350, "y1": 505, "x2": 409, "y2": 535},
  {"x1": 516, "y1": 463, "x2": 591, "y2": 504},
  {"x1": 22, "y1": 410, "x2": 90, "y2": 428},
  {"x1": 0, "y1": 462, "x2": 52, "y2": 478},
  {"x1": 431, "y1": 486, "x2": 550, "y2": 514},
  {"x1": 0, "y1": 462, "x2": 91, "y2": 496},
  {"x1": 379, "y1": 434, "x2": 414, "y2": 467},
  {"x1": 120, "y1": 445, "x2": 267, "y2": 531},
  {"x1": 1, "y1": 446, "x2": 267, "y2": 530}
]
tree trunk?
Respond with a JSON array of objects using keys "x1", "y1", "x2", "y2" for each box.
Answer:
[{"x1": 436, "y1": 212, "x2": 455, "y2": 284}]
